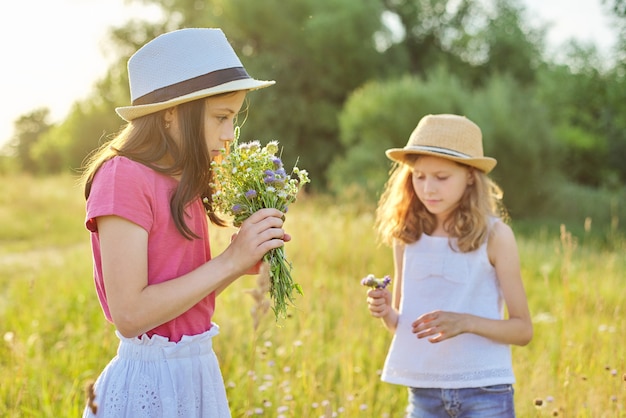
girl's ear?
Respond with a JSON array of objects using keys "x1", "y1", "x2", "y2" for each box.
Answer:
[
  {"x1": 163, "y1": 107, "x2": 177, "y2": 124},
  {"x1": 467, "y1": 169, "x2": 475, "y2": 186}
]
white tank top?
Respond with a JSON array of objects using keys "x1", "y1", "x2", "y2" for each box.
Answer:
[{"x1": 381, "y1": 228, "x2": 515, "y2": 389}]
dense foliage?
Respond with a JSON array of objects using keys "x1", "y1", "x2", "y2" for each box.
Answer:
[
  {"x1": 2, "y1": 0, "x2": 625, "y2": 228},
  {"x1": 330, "y1": 70, "x2": 565, "y2": 219}
]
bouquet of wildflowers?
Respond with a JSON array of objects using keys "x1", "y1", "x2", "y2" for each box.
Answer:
[{"x1": 209, "y1": 129, "x2": 310, "y2": 321}]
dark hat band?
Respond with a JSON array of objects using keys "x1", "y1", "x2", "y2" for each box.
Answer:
[{"x1": 132, "y1": 67, "x2": 251, "y2": 106}]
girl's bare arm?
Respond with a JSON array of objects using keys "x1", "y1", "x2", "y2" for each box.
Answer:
[{"x1": 99, "y1": 208, "x2": 285, "y2": 338}]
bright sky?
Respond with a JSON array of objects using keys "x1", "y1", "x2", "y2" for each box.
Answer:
[
  {"x1": 523, "y1": 0, "x2": 617, "y2": 53},
  {"x1": 0, "y1": 0, "x2": 162, "y2": 147},
  {"x1": 0, "y1": 0, "x2": 619, "y2": 148}
]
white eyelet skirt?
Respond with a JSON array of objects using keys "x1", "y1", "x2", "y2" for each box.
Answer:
[{"x1": 83, "y1": 324, "x2": 231, "y2": 417}]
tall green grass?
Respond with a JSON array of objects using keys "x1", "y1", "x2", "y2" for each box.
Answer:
[{"x1": 0, "y1": 174, "x2": 624, "y2": 417}]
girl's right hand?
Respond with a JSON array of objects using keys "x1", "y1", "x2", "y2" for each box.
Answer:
[
  {"x1": 225, "y1": 208, "x2": 286, "y2": 277},
  {"x1": 366, "y1": 288, "x2": 392, "y2": 318},
  {"x1": 230, "y1": 233, "x2": 264, "y2": 275}
]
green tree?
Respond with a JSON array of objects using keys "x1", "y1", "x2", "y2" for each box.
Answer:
[
  {"x1": 32, "y1": 103, "x2": 112, "y2": 173},
  {"x1": 603, "y1": 0, "x2": 626, "y2": 185},
  {"x1": 475, "y1": 0, "x2": 545, "y2": 85},
  {"x1": 130, "y1": 0, "x2": 387, "y2": 189},
  {"x1": 468, "y1": 75, "x2": 564, "y2": 217},
  {"x1": 12, "y1": 0, "x2": 623, "y2": 198},
  {"x1": 603, "y1": 71, "x2": 626, "y2": 186},
  {"x1": 7, "y1": 108, "x2": 52, "y2": 173},
  {"x1": 380, "y1": 0, "x2": 479, "y2": 77},
  {"x1": 536, "y1": 43, "x2": 626, "y2": 187},
  {"x1": 605, "y1": 0, "x2": 626, "y2": 17},
  {"x1": 329, "y1": 68, "x2": 469, "y2": 198},
  {"x1": 27, "y1": 63, "x2": 131, "y2": 173},
  {"x1": 332, "y1": 69, "x2": 564, "y2": 217},
  {"x1": 379, "y1": 0, "x2": 545, "y2": 87}
]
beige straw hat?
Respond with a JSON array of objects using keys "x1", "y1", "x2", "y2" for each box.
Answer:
[
  {"x1": 115, "y1": 28, "x2": 275, "y2": 121},
  {"x1": 385, "y1": 114, "x2": 497, "y2": 173}
]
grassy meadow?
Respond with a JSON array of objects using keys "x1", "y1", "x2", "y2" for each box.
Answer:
[{"x1": 0, "y1": 173, "x2": 625, "y2": 417}]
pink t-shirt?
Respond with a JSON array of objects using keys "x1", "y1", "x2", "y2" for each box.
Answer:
[{"x1": 85, "y1": 156, "x2": 215, "y2": 342}]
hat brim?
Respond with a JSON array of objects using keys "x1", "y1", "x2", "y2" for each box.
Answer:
[
  {"x1": 116, "y1": 78, "x2": 275, "y2": 121},
  {"x1": 386, "y1": 147, "x2": 497, "y2": 173}
]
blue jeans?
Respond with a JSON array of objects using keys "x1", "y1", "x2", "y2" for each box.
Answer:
[{"x1": 406, "y1": 385, "x2": 515, "y2": 418}]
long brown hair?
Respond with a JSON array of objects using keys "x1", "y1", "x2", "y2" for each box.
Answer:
[
  {"x1": 375, "y1": 156, "x2": 506, "y2": 252},
  {"x1": 81, "y1": 98, "x2": 226, "y2": 240}
]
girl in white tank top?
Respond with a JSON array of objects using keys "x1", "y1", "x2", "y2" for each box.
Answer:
[{"x1": 365, "y1": 114, "x2": 532, "y2": 417}]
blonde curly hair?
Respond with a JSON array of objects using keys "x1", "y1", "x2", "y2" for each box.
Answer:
[{"x1": 375, "y1": 156, "x2": 507, "y2": 252}]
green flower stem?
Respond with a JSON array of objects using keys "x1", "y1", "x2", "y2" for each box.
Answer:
[{"x1": 264, "y1": 246, "x2": 303, "y2": 320}]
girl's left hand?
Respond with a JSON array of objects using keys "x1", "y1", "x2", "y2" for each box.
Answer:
[{"x1": 411, "y1": 310, "x2": 468, "y2": 343}]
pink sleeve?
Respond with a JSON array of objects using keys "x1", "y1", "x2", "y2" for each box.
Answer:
[{"x1": 85, "y1": 157, "x2": 155, "y2": 233}]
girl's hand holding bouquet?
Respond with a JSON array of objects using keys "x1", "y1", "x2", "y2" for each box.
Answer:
[{"x1": 229, "y1": 227, "x2": 292, "y2": 276}]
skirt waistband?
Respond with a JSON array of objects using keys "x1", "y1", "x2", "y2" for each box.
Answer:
[{"x1": 116, "y1": 323, "x2": 220, "y2": 361}]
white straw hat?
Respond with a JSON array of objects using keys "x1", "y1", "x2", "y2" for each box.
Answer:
[
  {"x1": 116, "y1": 28, "x2": 275, "y2": 121},
  {"x1": 386, "y1": 114, "x2": 497, "y2": 173}
]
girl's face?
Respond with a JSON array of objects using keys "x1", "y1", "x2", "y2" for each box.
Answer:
[
  {"x1": 202, "y1": 90, "x2": 247, "y2": 158},
  {"x1": 411, "y1": 155, "x2": 473, "y2": 220}
]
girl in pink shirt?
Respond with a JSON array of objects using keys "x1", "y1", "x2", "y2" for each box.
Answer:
[{"x1": 81, "y1": 28, "x2": 283, "y2": 417}]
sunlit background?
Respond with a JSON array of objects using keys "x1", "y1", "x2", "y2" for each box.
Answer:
[
  {"x1": 1, "y1": 2, "x2": 625, "y2": 416},
  {"x1": 0, "y1": 0, "x2": 618, "y2": 147}
]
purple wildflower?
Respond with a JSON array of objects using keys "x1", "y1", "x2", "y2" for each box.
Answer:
[
  {"x1": 272, "y1": 177, "x2": 286, "y2": 187},
  {"x1": 232, "y1": 204, "x2": 245, "y2": 214},
  {"x1": 264, "y1": 170, "x2": 276, "y2": 184},
  {"x1": 245, "y1": 189, "x2": 258, "y2": 199},
  {"x1": 263, "y1": 169, "x2": 287, "y2": 188},
  {"x1": 272, "y1": 156, "x2": 283, "y2": 168},
  {"x1": 361, "y1": 274, "x2": 392, "y2": 289}
]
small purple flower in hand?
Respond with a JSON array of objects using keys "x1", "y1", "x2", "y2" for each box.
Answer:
[{"x1": 361, "y1": 274, "x2": 391, "y2": 289}]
